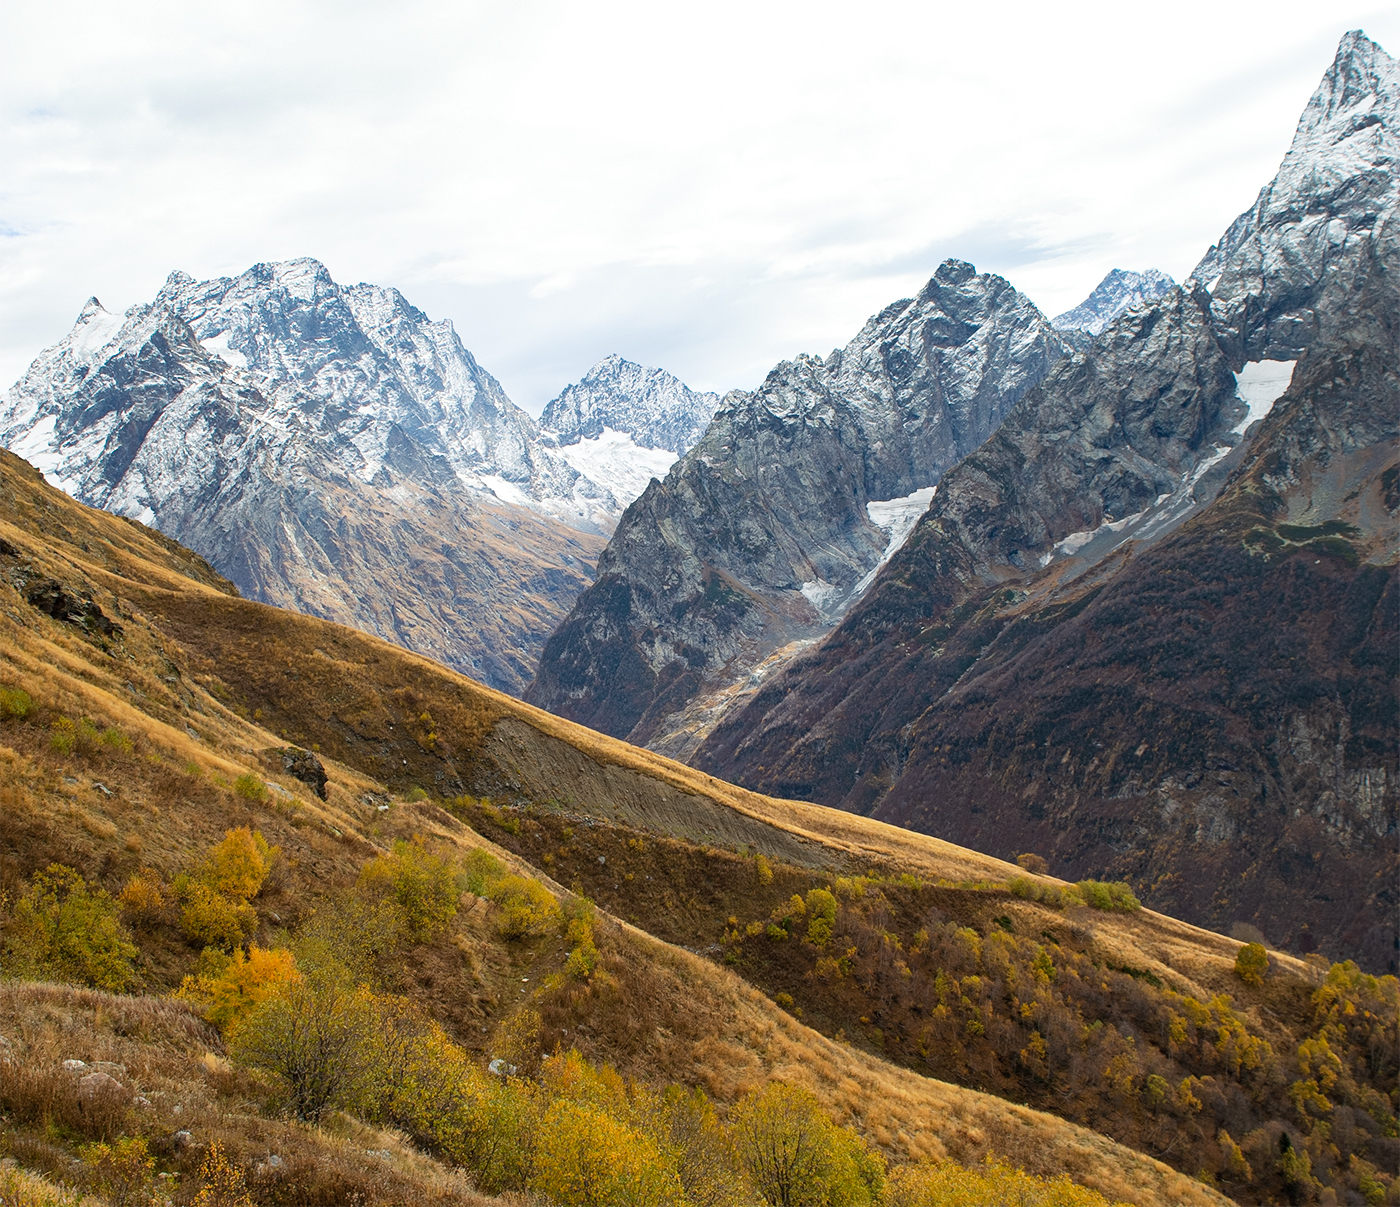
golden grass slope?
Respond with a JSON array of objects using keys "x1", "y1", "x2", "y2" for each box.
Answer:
[{"x1": 0, "y1": 447, "x2": 1237, "y2": 1207}]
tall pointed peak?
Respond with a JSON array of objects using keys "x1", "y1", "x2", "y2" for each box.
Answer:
[{"x1": 1294, "y1": 29, "x2": 1399, "y2": 142}]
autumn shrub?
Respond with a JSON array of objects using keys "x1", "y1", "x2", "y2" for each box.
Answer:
[
  {"x1": 117, "y1": 868, "x2": 168, "y2": 925},
  {"x1": 491, "y1": 874, "x2": 561, "y2": 939},
  {"x1": 80, "y1": 1135, "x2": 156, "y2": 1207},
  {"x1": 1075, "y1": 880, "x2": 1140, "y2": 912},
  {"x1": 232, "y1": 773, "x2": 267, "y2": 802},
  {"x1": 730, "y1": 1082, "x2": 883, "y2": 1207},
  {"x1": 1007, "y1": 875, "x2": 1077, "y2": 909},
  {"x1": 292, "y1": 891, "x2": 404, "y2": 985},
  {"x1": 0, "y1": 686, "x2": 33, "y2": 720},
  {"x1": 888, "y1": 1157, "x2": 1129, "y2": 1207},
  {"x1": 200, "y1": 826, "x2": 276, "y2": 900},
  {"x1": 176, "y1": 944, "x2": 301, "y2": 1031},
  {"x1": 661, "y1": 1085, "x2": 750, "y2": 1207},
  {"x1": 48, "y1": 716, "x2": 98, "y2": 755},
  {"x1": 3, "y1": 864, "x2": 137, "y2": 990},
  {"x1": 805, "y1": 889, "x2": 838, "y2": 948},
  {"x1": 532, "y1": 1099, "x2": 686, "y2": 1207},
  {"x1": 1016, "y1": 852, "x2": 1049, "y2": 875},
  {"x1": 99, "y1": 726, "x2": 133, "y2": 753},
  {"x1": 1235, "y1": 942, "x2": 1269, "y2": 986},
  {"x1": 229, "y1": 975, "x2": 381, "y2": 1121},
  {"x1": 192, "y1": 1140, "x2": 255, "y2": 1207},
  {"x1": 0, "y1": 1165, "x2": 90, "y2": 1207},
  {"x1": 179, "y1": 880, "x2": 259, "y2": 950},
  {"x1": 358, "y1": 838, "x2": 460, "y2": 940},
  {"x1": 565, "y1": 898, "x2": 599, "y2": 979}
]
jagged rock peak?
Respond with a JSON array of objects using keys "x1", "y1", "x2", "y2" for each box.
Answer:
[
  {"x1": 1188, "y1": 30, "x2": 1398, "y2": 363},
  {"x1": 1052, "y1": 269, "x2": 1176, "y2": 335},
  {"x1": 525, "y1": 257, "x2": 1077, "y2": 751},
  {"x1": 540, "y1": 353, "x2": 720, "y2": 455},
  {"x1": 1296, "y1": 30, "x2": 1399, "y2": 139}
]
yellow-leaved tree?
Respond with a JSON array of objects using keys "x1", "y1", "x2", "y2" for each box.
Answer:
[
  {"x1": 531, "y1": 1099, "x2": 685, "y2": 1207},
  {"x1": 730, "y1": 1082, "x2": 883, "y2": 1207}
]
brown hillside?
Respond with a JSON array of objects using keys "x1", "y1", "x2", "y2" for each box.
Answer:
[{"x1": 2, "y1": 446, "x2": 1385, "y2": 1206}]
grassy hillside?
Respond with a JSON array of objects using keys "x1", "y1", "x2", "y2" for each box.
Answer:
[{"x1": 0, "y1": 448, "x2": 1392, "y2": 1206}]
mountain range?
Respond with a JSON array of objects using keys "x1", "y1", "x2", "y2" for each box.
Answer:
[
  {"x1": 1, "y1": 32, "x2": 1394, "y2": 975},
  {"x1": 534, "y1": 31, "x2": 1400, "y2": 971},
  {"x1": 0, "y1": 264, "x2": 717, "y2": 694}
]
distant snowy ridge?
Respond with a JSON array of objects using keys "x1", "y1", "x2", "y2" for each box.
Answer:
[
  {"x1": 537, "y1": 353, "x2": 721, "y2": 515},
  {"x1": 541, "y1": 353, "x2": 720, "y2": 455},
  {"x1": 1053, "y1": 269, "x2": 1176, "y2": 335}
]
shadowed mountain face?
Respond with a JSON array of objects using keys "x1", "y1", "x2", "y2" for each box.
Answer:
[
  {"x1": 526, "y1": 260, "x2": 1077, "y2": 753},
  {"x1": 695, "y1": 33, "x2": 1400, "y2": 971}
]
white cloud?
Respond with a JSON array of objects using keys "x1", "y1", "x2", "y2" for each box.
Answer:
[{"x1": 1, "y1": 0, "x2": 1396, "y2": 412}]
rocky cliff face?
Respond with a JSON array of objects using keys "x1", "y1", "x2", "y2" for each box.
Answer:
[
  {"x1": 540, "y1": 354, "x2": 719, "y2": 455},
  {"x1": 695, "y1": 31, "x2": 1399, "y2": 970},
  {"x1": 1052, "y1": 269, "x2": 1176, "y2": 335},
  {"x1": 526, "y1": 261, "x2": 1076, "y2": 752}
]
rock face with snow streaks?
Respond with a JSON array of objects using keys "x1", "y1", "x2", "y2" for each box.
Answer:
[
  {"x1": 526, "y1": 260, "x2": 1076, "y2": 752},
  {"x1": 695, "y1": 31, "x2": 1399, "y2": 971},
  {"x1": 1052, "y1": 268, "x2": 1176, "y2": 335}
]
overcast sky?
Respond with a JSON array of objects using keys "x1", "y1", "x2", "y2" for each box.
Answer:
[{"x1": 2, "y1": 2, "x2": 1396, "y2": 414}]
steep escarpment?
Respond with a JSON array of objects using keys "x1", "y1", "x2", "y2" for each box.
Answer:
[
  {"x1": 694, "y1": 32, "x2": 1400, "y2": 972},
  {"x1": 527, "y1": 260, "x2": 1075, "y2": 753}
]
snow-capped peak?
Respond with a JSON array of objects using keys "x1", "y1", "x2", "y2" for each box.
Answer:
[
  {"x1": 541, "y1": 354, "x2": 720, "y2": 456},
  {"x1": 1052, "y1": 269, "x2": 1176, "y2": 336}
]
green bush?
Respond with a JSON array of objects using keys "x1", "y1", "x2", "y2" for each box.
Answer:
[
  {"x1": 233, "y1": 772, "x2": 268, "y2": 801},
  {"x1": 490, "y1": 875, "x2": 561, "y2": 939},
  {"x1": 358, "y1": 838, "x2": 461, "y2": 941},
  {"x1": 463, "y1": 847, "x2": 506, "y2": 895},
  {"x1": 0, "y1": 686, "x2": 32, "y2": 719},
  {"x1": 1075, "y1": 880, "x2": 1141, "y2": 912},
  {"x1": 805, "y1": 889, "x2": 838, "y2": 948},
  {"x1": 3, "y1": 864, "x2": 137, "y2": 991},
  {"x1": 1235, "y1": 942, "x2": 1269, "y2": 986},
  {"x1": 99, "y1": 726, "x2": 133, "y2": 753},
  {"x1": 49, "y1": 716, "x2": 98, "y2": 755}
]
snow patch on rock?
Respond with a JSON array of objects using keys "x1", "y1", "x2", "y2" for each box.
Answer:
[{"x1": 1232, "y1": 360, "x2": 1296, "y2": 434}]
